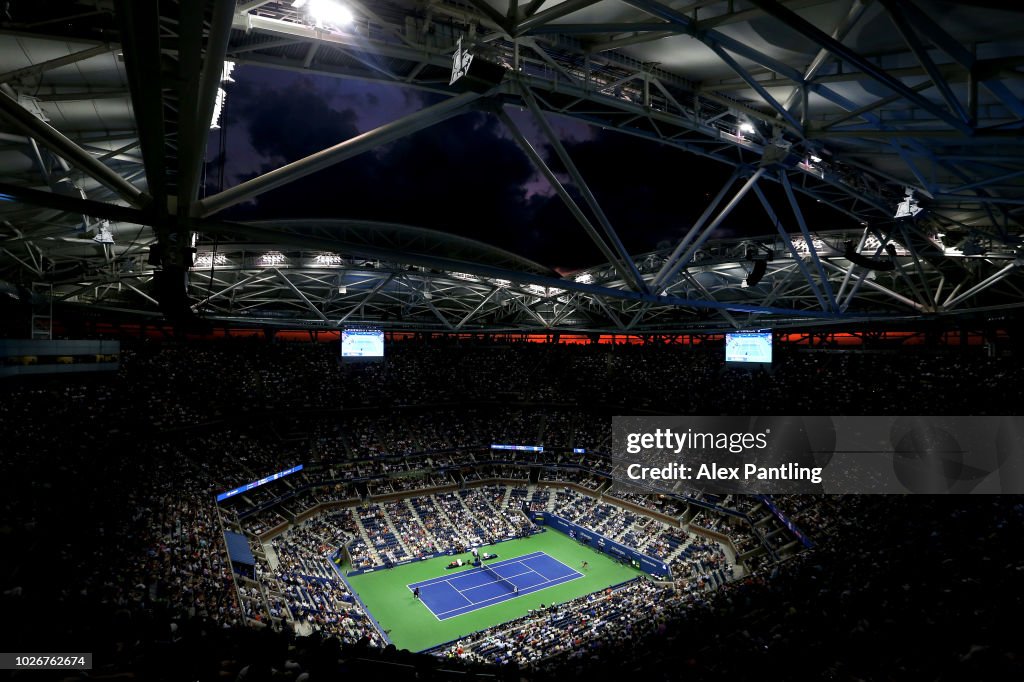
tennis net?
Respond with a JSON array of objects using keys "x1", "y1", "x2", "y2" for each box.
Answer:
[{"x1": 482, "y1": 562, "x2": 518, "y2": 594}]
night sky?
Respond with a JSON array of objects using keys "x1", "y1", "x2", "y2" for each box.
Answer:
[{"x1": 208, "y1": 65, "x2": 854, "y2": 273}]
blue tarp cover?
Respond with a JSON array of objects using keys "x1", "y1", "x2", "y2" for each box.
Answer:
[{"x1": 224, "y1": 531, "x2": 256, "y2": 566}]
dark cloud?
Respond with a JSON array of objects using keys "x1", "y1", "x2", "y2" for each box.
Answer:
[
  {"x1": 245, "y1": 81, "x2": 361, "y2": 162},
  {"x1": 212, "y1": 67, "x2": 855, "y2": 271}
]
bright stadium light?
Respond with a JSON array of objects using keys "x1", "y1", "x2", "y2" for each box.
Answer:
[
  {"x1": 306, "y1": 0, "x2": 354, "y2": 27},
  {"x1": 92, "y1": 220, "x2": 115, "y2": 245},
  {"x1": 259, "y1": 251, "x2": 286, "y2": 266},
  {"x1": 313, "y1": 253, "x2": 342, "y2": 266},
  {"x1": 193, "y1": 253, "x2": 228, "y2": 269},
  {"x1": 209, "y1": 61, "x2": 235, "y2": 130},
  {"x1": 894, "y1": 188, "x2": 923, "y2": 219},
  {"x1": 739, "y1": 121, "x2": 756, "y2": 134}
]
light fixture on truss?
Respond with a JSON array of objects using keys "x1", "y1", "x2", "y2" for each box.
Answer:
[
  {"x1": 293, "y1": 0, "x2": 354, "y2": 28},
  {"x1": 92, "y1": 220, "x2": 115, "y2": 245},
  {"x1": 894, "y1": 188, "x2": 923, "y2": 219}
]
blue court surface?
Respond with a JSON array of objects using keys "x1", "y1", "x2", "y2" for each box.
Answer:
[{"x1": 407, "y1": 551, "x2": 583, "y2": 620}]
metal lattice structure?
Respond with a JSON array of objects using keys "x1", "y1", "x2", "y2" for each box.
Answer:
[{"x1": 1, "y1": 0, "x2": 1023, "y2": 332}]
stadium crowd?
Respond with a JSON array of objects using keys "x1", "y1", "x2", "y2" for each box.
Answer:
[{"x1": 1, "y1": 337, "x2": 1022, "y2": 680}]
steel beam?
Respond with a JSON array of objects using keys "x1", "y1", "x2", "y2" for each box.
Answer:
[
  {"x1": 521, "y1": 100, "x2": 647, "y2": 292},
  {"x1": 122, "y1": 280, "x2": 161, "y2": 307},
  {"x1": 753, "y1": 180, "x2": 831, "y2": 307},
  {"x1": 622, "y1": 0, "x2": 806, "y2": 84},
  {"x1": 822, "y1": 260, "x2": 924, "y2": 311},
  {"x1": 0, "y1": 188, "x2": 878, "y2": 322},
  {"x1": 781, "y1": 0, "x2": 869, "y2": 115},
  {"x1": 191, "y1": 273, "x2": 269, "y2": 311},
  {"x1": 515, "y1": 0, "x2": 605, "y2": 35},
  {"x1": 656, "y1": 169, "x2": 766, "y2": 290},
  {"x1": 339, "y1": 273, "x2": 395, "y2": 323},
  {"x1": 0, "y1": 91, "x2": 146, "y2": 207},
  {"x1": 707, "y1": 43, "x2": 802, "y2": 134},
  {"x1": 495, "y1": 108, "x2": 628, "y2": 284},
  {"x1": 752, "y1": 184, "x2": 828, "y2": 311},
  {"x1": 881, "y1": 0, "x2": 969, "y2": 125},
  {"x1": 896, "y1": 222, "x2": 937, "y2": 309},
  {"x1": 944, "y1": 262, "x2": 1019, "y2": 309},
  {"x1": 651, "y1": 168, "x2": 741, "y2": 290},
  {"x1": 180, "y1": 0, "x2": 236, "y2": 209},
  {"x1": 779, "y1": 172, "x2": 838, "y2": 310},
  {"x1": 274, "y1": 267, "x2": 329, "y2": 321},
  {"x1": 896, "y1": 0, "x2": 1024, "y2": 119},
  {"x1": 840, "y1": 231, "x2": 893, "y2": 310},
  {"x1": 456, "y1": 286, "x2": 501, "y2": 329},
  {"x1": 466, "y1": 0, "x2": 512, "y2": 33},
  {"x1": 198, "y1": 92, "x2": 479, "y2": 216},
  {"x1": 680, "y1": 271, "x2": 741, "y2": 329},
  {"x1": 115, "y1": 0, "x2": 168, "y2": 213},
  {"x1": 745, "y1": 0, "x2": 972, "y2": 134},
  {"x1": 0, "y1": 43, "x2": 116, "y2": 84}
]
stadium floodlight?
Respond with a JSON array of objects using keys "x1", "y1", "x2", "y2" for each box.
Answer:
[
  {"x1": 193, "y1": 253, "x2": 227, "y2": 269},
  {"x1": 962, "y1": 239, "x2": 986, "y2": 256},
  {"x1": 92, "y1": 220, "x2": 115, "y2": 245},
  {"x1": 314, "y1": 253, "x2": 342, "y2": 266},
  {"x1": 739, "y1": 121, "x2": 755, "y2": 134},
  {"x1": 209, "y1": 61, "x2": 236, "y2": 130},
  {"x1": 259, "y1": 251, "x2": 286, "y2": 266},
  {"x1": 306, "y1": 0, "x2": 354, "y2": 27},
  {"x1": 894, "y1": 188, "x2": 923, "y2": 219}
]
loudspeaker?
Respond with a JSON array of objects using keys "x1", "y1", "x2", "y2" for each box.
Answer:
[
  {"x1": 844, "y1": 241, "x2": 895, "y2": 271},
  {"x1": 746, "y1": 258, "x2": 768, "y2": 286},
  {"x1": 154, "y1": 267, "x2": 192, "y2": 320},
  {"x1": 456, "y1": 59, "x2": 506, "y2": 93},
  {"x1": 759, "y1": 143, "x2": 801, "y2": 169}
]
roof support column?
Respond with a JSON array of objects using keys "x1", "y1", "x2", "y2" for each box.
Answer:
[
  {"x1": 751, "y1": 183, "x2": 828, "y2": 311},
  {"x1": 655, "y1": 168, "x2": 766, "y2": 291},
  {"x1": 779, "y1": 172, "x2": 838, "y2": 310},
  {"x1": 0, "y1": 90, "x2": 146, "y2": 206},
  {"x1": 651, "y1": 168, "x2": 741, "y2": 291},
  {"x1": 518, "y1": 85, "x2": 648, "y2": 293},
  {"x1": 944, "y1": 262, "x2": 1019, "y2": 309},
  {"x1": 496, "y1": 105, "x2": 644, "y2": 292}
]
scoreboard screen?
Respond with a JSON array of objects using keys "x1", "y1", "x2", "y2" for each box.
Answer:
[
  {"x1": 341, "y1": 329, "x2": 384, "y2": 359},
  {"x1": 725, "y1": 332, "x2": 773, "y2": 365}
]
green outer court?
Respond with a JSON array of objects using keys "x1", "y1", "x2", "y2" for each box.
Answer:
[{"x1": 342, "y1": 529, "x2": 644, "y2": 652}]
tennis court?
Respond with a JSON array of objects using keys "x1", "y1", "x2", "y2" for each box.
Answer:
[
  {"x1": 342, "y1": 531, "x2": 642, "y2": 651},
  {"x1": 408, "y1": 551, "x2": 583, "y2": 620}
]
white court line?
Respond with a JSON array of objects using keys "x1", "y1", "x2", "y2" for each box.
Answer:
[
  {"x1": 409, "y1": 579, "x2": 473, "y2": 605},
  {"x1": 405, "y1": 551, "x2": 546, "y2": 591},
  {"x1": 433, "y1": 569, "x2": 584, "y2": 618},
  {"x1": 519, "y1": 560, "x2": 549, "y2": 582},
  {"x1": 520, "y1": 553, "x2": 584, "y2": 583},
  {"x1": 457, "y1": 567, "x2": 536, "y2": 593},
  {"x1": 449, "y1": 583, "x2": 475, "y2": 605}
]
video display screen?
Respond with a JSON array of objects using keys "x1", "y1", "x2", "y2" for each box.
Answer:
[
  {"x1": 342, "y1": 329, "x2": 384, "y2": 358},
  {"x1": 725, "y1": 332, "x2": 773, "y2": 364}
]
